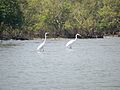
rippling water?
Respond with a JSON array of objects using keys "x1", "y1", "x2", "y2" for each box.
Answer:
[{"x1": 0, "y1": 38, "x2": 120, "y2": 90}]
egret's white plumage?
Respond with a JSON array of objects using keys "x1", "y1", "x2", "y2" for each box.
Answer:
[
  {"x1": 37, "y1": 32, "x2": 48, "y2": 51},
  {"x1": 66, "y1": 33, "x2": 80, "y2": 48}
]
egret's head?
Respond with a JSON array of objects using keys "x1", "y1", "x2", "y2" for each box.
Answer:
[
  {"x1": 45, "y1": 32, "x2": 49, "y2": 35},
  {"x1": 76, "y1": 33, "x2": 81, "y2": 36}
]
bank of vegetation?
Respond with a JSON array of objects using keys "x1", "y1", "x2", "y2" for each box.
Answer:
[{"x1": 0, "y1": 0, "x2": 120, "y2": 40}]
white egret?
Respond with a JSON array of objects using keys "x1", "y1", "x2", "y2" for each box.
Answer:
[
  {"x1": 66, "y1": 33, "x2": 81, "y2": 49},
  {"x1": 37, "y1": 32, "x2": 48, "y2": 51}
]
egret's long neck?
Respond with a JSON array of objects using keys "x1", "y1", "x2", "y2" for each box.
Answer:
[
  {"x1": 44, "y1": 34, "x2": 47, "y2": 42},
  {"x1": 75, "y1": 34, "x2": 78, "y2": 40}
]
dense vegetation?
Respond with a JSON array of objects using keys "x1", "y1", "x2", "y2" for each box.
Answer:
[{"x1": 0, "y1": 0, "x2": 120, "y2": 39}]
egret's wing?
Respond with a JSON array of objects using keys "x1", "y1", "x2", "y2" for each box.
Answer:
[
  {"x1": 37, "y1": 42, "x2": 44, "y2": 50},
  {"x1": 66, "y1": 40, "x2": 75, "y2": 47}
]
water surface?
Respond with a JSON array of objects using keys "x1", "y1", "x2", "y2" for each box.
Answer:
[{"x1": 0, "y1": 38, "x2": 120, "y2": 90}]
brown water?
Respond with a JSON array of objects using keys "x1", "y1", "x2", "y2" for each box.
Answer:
[{"x1": 0, "y1": 38, "x2": 120, "y2": 90}]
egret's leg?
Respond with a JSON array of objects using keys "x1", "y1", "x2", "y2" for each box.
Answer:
[
  {"x1": 39, "y1": 47, "x2": 44, "y2": 52},
  {"x1": 42, "y1": 47, "x2": 44, "y2": 52},
  {"x1": 69, "y1": 46, "x2": 72, "y2": 49}
]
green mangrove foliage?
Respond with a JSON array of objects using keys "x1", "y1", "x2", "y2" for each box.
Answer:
[{"x1": 0, "y1": 0, "x2": 120, "y2": 39}]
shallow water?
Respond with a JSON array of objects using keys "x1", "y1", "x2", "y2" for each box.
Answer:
[{"x1": 0, "y1": 38, "x2": 120, "y2": 90}]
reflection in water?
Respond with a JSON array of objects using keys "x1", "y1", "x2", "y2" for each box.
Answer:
[{"x1": 0, "y1": 38, "x2": 120, "y2": 90}]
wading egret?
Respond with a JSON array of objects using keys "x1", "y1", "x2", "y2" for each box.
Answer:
[
  {"x1": 66, "y1": 33, "x2": 81, "y2": 49},
  {"x1": 37, "y1": 32, "x2": 48, "y2": 51}
]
